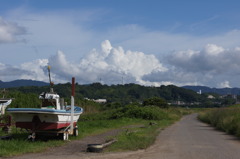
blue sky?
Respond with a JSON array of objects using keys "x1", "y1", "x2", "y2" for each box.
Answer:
[
  {"x1": 1, "y1": 0, "x2": 240, "y2": 88},
  {"x1": 1, "y1": 0, "x2": 237, "y2": 34}
]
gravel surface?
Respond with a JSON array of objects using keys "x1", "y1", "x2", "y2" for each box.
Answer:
[{"x1": 5, "y1": 114, "x2": 240, "y2": 159}]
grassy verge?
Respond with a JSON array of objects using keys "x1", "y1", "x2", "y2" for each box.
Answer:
[
  {"x1": 106, "y1": 107, "x2": 201, "y2": 152},
  {"x1": 106, "y1": 119, "x2": 174, "y2": 152},
  {"x1": 0, "y1": 138, "x2": 63, "y2": 157},
  {"x1": 0, "y1": 106, "x2": 193, "y2": 157},
  {"x1": 198, "y1": 106, "x2": 240, "y2": 137}
]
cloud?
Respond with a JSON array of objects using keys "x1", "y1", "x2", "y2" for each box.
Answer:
[
  {"x1": 161, "y1": 44, "x2": 240, "y2": 87},
  {"x1": 167, "y1": 44, "x2": 240, "y2": 74},
  {"x1": 2, "y1": 7, "x2": 240, "y2": 88},
  {"x1": 0, "y1": 39, "x2": 164, "y2": 85},
  {"x1": 0, "y1": 59, "x2": 51, "y2": 82},
  {"x1": 0, "y1": 17, "x2": 26, "y2": 43},
  {"x1": 20, "y1": 59, "x2": 49, "y2": 82},
  {"x1": 1, "y1": 41, "x2": 240, "y2": 88},
  {"x1": 218, "y1": 81, "x2": 231, "y2": 88},
  {"x1": 48, "y1": 40, "x2": 167, "y2": 85},
  {"x1": 3, "y1": 7, "x2": 240, "y2": 67},
  {"x1": 0, "y1": 63, "x2": 28, "y2": 81}
]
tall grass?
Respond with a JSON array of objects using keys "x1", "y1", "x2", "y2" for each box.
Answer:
[{"x1": 198, "y1": 107, "x2": 240, "y2": 136}]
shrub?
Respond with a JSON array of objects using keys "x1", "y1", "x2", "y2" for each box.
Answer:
[
  {"x1": 81, "y1": 104, "x2": 170, "y2": 121},
  {"x1": 143, "y1": 97, "x2": 168, "y2": 108},
  {"x1": 111, "y1": 105, "x2": 169, "y2": 120}
]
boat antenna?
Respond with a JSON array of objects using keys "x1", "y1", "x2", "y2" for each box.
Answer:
[{"x1": 47, "y1": 65, "x2": 54, "y2": 88}]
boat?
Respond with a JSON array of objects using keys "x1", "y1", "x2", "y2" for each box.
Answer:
[{"x1": 7, "y1": 66, "x2": 83, "y2": 140}]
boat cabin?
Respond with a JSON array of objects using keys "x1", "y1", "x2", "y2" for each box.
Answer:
[{"x1": 39, "y1": 90, "x2": 61, "y2": 110}]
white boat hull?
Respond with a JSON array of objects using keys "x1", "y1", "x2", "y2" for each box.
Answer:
[{"x1": 7, "y1": 106, "x2": 83, "y2": 131}]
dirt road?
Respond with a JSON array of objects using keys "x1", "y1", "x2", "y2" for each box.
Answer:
[{"x1": 8, "y1": 114, "x2": 240, "y2": 159}]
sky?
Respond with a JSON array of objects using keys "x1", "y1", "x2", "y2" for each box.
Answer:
[{"x1": 1, "y1": 0, "x2": 240, "y2": 88}]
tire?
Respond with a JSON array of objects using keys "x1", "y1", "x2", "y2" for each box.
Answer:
[{"x1": 87, "y1": 144, "x2": 103, "y2": 152}]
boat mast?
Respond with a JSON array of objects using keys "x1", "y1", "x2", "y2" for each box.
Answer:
[{"x1": 47, "y1": 65, "x2": 54, "y2": 92}]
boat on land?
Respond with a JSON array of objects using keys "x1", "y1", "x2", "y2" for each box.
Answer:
[{"x1": 7, "y1": 66, "x2": 83, "y2": 140}]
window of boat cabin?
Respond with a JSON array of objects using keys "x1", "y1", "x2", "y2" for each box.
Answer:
[{"x1": 42, "y1": 99, "x2": 56, "y2": 108}]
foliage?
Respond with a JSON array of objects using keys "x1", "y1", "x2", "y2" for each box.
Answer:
[
  {"x1": 81, "y1": 104, "x2": 170, "y2": 121},
  {"x1": 6, "y1": 83, "x2": 204, "y2": 108},
  {"x1": 112, "y1": 105, "x2": 170, "y2": 120},
  {"x1": 2, "y1": 91, "x2": 41, "y2": 108},
  {"x1": 143, "y1": 97, "x2": 168, "y2": 108}
]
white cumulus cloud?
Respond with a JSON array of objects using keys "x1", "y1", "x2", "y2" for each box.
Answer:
[
  {"x1": 20, "y1": 59, "x2": 49, "y2": 82},
  {"x1": 2, "y1": 41, "x2": 240, "y2": 88},
  {"x1": 163, "y1": 44, "x2": 240, "y2": 87},
  {"x1": 48, "y1": 40, "x2": 167, "y2": 85},
  {"x1": 167, "y1": 44, "x2": 240, "y2": 74}
]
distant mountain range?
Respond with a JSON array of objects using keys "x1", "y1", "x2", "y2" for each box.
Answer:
[
  {"x1": 183, "y1": 86, "x2": 240, "y2": 95},
  {"x1": 0, "y1": 80, "x2": 48, "y2": 88}
]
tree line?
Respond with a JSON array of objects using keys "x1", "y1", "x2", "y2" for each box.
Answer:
[{"x1": 0, "y1": 82, "x2": 232, "y2": 109}]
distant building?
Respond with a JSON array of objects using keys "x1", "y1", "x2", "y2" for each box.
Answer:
[
  {"x1": 207, "y1": 95, "x2": 215, "y2": 99},
  {"x1": 84, "y1": 98, "x2": 107, "y2": 103},
  {"x1": 93, "y1": 99, "x2": 107, "y2": 103},
  {"x1": 197, "y1": 90, "x2": 202, "y2": 95},
  {"x1": 171, "y1": 101, "x2": 186, "y2": 105}
]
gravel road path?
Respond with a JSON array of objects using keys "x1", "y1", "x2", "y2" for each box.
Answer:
[{"x1": 6, "y1": 114, "x2": 240, "y2": 159}]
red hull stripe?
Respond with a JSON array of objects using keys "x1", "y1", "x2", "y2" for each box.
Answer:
[{"x1": 16, "y1": 122, "x2": 77, "y2": 130}]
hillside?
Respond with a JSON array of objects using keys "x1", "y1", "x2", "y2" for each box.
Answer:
[
  {"x1": 183, "y1": 86, "x2": 240, "y2": 95},
  {"x1": 1, "y1": 79, "x2": 240, "y2": 96},
  {"x1": 0, "y1": 81, "x2": 235, "y2": 108},
  {"x1": 0, "y1": 79, "x2": 48, "y2": 88},
  {"x1": 6, "y1": 82, "x2": 204, "y2": 106}
]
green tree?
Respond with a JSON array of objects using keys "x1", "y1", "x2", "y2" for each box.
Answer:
[{"x1": 143, "y1": 97, "x2": 168, "y2": 108}]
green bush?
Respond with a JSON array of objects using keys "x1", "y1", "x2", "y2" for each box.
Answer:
[
  {"x1": 143, "y1": 97, "x2": 168, "y2": 108},
  {"x1": 114, "y1": 105, "x2": 169, "y2": 120},
  {"x1": 81, "y1": 104, "x2": 170, "y2": 121}
]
